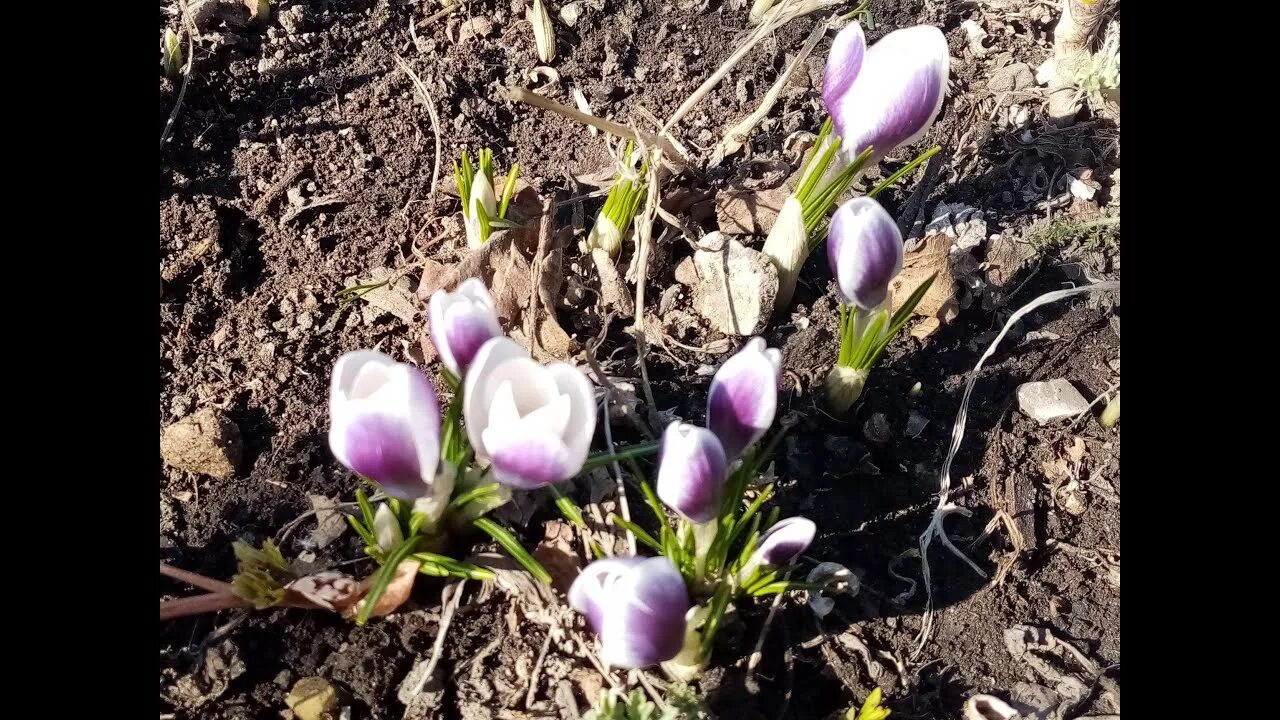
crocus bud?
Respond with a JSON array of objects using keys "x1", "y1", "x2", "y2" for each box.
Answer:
[
  {"x1": 740, "y1": 517, "x2": 816, "y2": 583},
  {"x1": 463, "y1": 337, "x2": 597, "y2": 489},
  {"x1": 657, "y1": 423, "x2": 728, "y2": 524},
  {"x1": 826, "y1": 25, "x2": 950, "y2": 166},
  {"x1": 825, "y1": 365, "x2": 869, "y2": 413},
  {"x1": 827, "y1": 197, "x2": 904, "y2": 310},
  {"x1": 583, "y1": 214, "x2": 624, "y2": 257},
  {"x1": 373, "y1": 503, "x2": 403, "y2": 552},
  {"x1": 569, "y1": 556, "x2": 690, "y2": 669},
  {"x1": 707, "y1": 337, "x2": 782, "y2": 462},
  {"x1": 759, "y1": 195, "x2": 809, "y2": 311},
  {"x1": 465, "y1": 171, "x2": 498, "y2": 249},
  {"x1": 329, "y1": 350, "x2": 441, "y2": 501},
  {"x1": 428, "y1": 278, "x2": 504, "y2": 377}
]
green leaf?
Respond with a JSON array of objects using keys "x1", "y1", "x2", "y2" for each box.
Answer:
[
  {"x1": 869, "y1": 145, "x2": 940, "y2": 198},
  {"x1": 356, "y1": 535, "x2": 421, "y2": 626},
  {"x1": 498, "y1": 164, "x2": 519, "y2": 219},
  {"x1": 580, "y1": 441, "x2": 662, "y2": 473},
  {"x1": 610, "y1": 515, "x2": 662, "y2": 552},
  {"x1": 346, "y1": 515, "x2": 377, "y2": 547},
  {"x1": 473, "y1": 517, "x2": 551, "y2": 584},
  {"x1": 697, "y1": 584, "x2": 734, "y2": 664},
  {"x1": 548, "y1": 484, "x2": 587, "y2": 528},
  {"x1": 356, "y1": 488, "x2": 376, "y2": 530}
]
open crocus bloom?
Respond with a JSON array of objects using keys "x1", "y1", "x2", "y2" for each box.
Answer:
[
  {"x1": 463, "y1": 337, "x2": 596, "y2": 489},
  {"x1": 706, "y1": 338, "x2": 782, "y2": 462},
  {"x1": 329, "y1": 350, "x2": 441, "y2": 501},
  {"x1": 828, "y1": 197, "x2": 905, "y2": 310},
  {"x1": 656, "y1": 423, "x2": 729, "y2": 524},
  {"x1": 428, "y1": 278, "x2": 504, "y2": 377},
  {"x1": 569, "y1": 557, "x2": 690, "y2": 669},
  {"x1": 825, "y1": 23, "x2": 950, "y2": 166}
]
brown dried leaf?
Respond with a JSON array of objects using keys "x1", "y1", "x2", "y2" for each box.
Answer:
[
  {"x1": 533, "y1": 519, "x2": 584, "y2": 596},
  {"x1": 889, "y1": 233, "x2": 959, "y2": 339},
  {"x1": 344, "y1": 560, "x2": 421, "y2": 620},
  {"x1": 715, "y1": 186, "x2": 791, "y2": 236},
  {"x1": 285, "y1": 571, "x2": 362, "y2": 612},
  {"x1": 1065, "y1": 436, "x2": 1087, "y2": 464},
  {"x1": 1041, "y1": 457, "x2": 1071, "y2": 483}
]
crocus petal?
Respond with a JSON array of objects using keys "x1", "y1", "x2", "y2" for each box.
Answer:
[
  {"x1": 428, "y1": 278, "x2": 503, "y2": 376},
  {"x1": 488, "y1": 428, "x2": 573, "y2": 489},
  {"x1": 829, "y1": 25, "x2": 950, "y2": 165},
  {"x1": 599, "y1": 557, "x2": 690, "y2": 669},
  {"x1": 822, "y1": 21, "x2": 866, "y2": 112},
  {"x1": 374, "y1": 503, "x2": 404, "y2": 552},
  {"x1": 464, "y1": 337, "x2": 597, "y2": 488},
  {"x1": 757, "y1": 517, "x2": 816, "y2": 566},
  {"x1": 568, "y1": 557, "x2": 645, "y2": 635},
  {"x1": 828, "y1": 197, "x2": 904, "y2": 310},
  {"x1": 329, "y1": 352, "x2": 441, "y2": 500},
  {"x1": 545, "y1": 362, "x2": 597, "y2": 478},
  {"x1": 706, "y1": 338, "x2": 782, "y2": 461},
  {"x1": 657, "y1": 423, "x2": 728, "y2": 523},
  {"x1": 469, "y1": 171, "x2": 498, "y2": 221}
]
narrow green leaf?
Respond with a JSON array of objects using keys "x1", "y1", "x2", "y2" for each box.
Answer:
[
  {"x1": 697, "y1": 584, "x2": 735, "y2": 664},
  {"x1": 347, "y1": 515, "x2": 377, "y2": 547},
  {"x1": 498, "y1": 164, "x2": 519, "y2": 219},
  {"x1": 356, "y1": 488, "x2": 376, "y2": 529},
  {"x1": 610, "y1": 515, "x2": 662, "y2": 552},
  {"x1": 548, "y1": 484, "x2": 587, "y2": 528},
  {"x1": 357, "y1": 535, "x2": 421, "y2": 626},
  {"x1": 473, "y1": 517, "x2": 551, "y2": 584},
  {"x1": 869, "y1": 145, "x2": 940, "y2": 198}
]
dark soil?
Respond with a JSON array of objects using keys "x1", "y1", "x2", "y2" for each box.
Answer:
[{"x1": 160, "y1": 1, "x2": 1120, "y2": 719}]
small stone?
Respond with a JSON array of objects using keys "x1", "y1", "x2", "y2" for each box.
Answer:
[
  {"x1": 560, "y1": 2, "x2": 583, "y2": 26},
  {"x1": 1023, "y1": 330, "x2": 1061, "y2": 343},
  {"x1": 905, "y1": 412, "x2": 929, "y2": 438},
  {"x1": 1110, "y1": 314, "x2": 1120, "y2": 338},
  {"x1": 863, "y1": 413, "x2": 892, "y2": 444},
  {"x1": 278, "y1": 5, "x2": 308, "y2": 35},
  {"x1": 690, "y1": 237, "x2": 779, "y2": 336},
  {"x1": 286, "y1": 677, "x2": 339, "y2": 720},
  {"x1": 1016, "y1": 379, "x2": 1090, "y2": 424},
  {"x1": 160, "y1": 407, "x2": 242, "y2": 478}
]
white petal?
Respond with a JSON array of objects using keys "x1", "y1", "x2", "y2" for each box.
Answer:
[
  {"x1": 464, "y1": 338, "x2": 531, "y2": 458},
  {"x1": 545, "y1": 362, "x2": 598, "y2": 474}
]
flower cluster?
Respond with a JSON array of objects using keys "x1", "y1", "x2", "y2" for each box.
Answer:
[
  {"x1": 569, "y1": 339, "x2": 825, "y2": 672},
  {"x1": 327, "y1": 278, "x2": 597, "y2": 621},
  {"x1": 761, "y1": 19, "x2": 949, "y2": 308}
]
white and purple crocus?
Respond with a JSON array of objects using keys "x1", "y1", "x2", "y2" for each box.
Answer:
[
  {"x1": 463, "y1": 337, "x2": 596, "y2": 489},
  {"x1": 328, "y1": 350, "x2": 443, "y2": 501},
  {"x1": 823, "y1": 22, "x2": 951, "y2": 168},
  {"x1": 568, "y1": 556, "x2": 691, "y2": 669},
  {"x1": 428, "y1": 279, "x2": 504, "y2": 377},
  {"x1": 827, "y1": 196, "x2": 904, "y2": 311}
]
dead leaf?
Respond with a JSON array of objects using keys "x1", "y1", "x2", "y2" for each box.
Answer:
[
  {"x1": 715, "y1": 186, "x2": 791, "y2": 236},
  {"x1": 286, "y1": 571, "x2": 362, "y2": 612},
  {"x1": 309, "y1": 495, "x2": 348, "y2": 549},
  {"x1": 166, "y1": 639, "x2": 246, "y2": 709},
  {"x1": 533, "y1": 519, "x2": 584, "y2": 595},
  {"x1": 1041, "y1": 457, "x2": 1071, "y2": 483},
  {"x1": 344, "y1": 560, "x2": 421, "y2": 620},
  {"x1": 889, "y1": 232, "x2": 959, "y2": 339},
  {"x1": 346, "y1": 267, "x2": 418, "y2": 323},
  {"x1": 1065, "y1": 436, "x2": 1087, "y2": 464}
]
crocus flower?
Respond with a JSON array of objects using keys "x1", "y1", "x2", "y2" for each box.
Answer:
[
  {"x1": 656, "y1": 423, "x2": 728, "y2": 524},
  {"x1": 569, "y1": 556, "x2": 690, "y2": 669},
  {"x1": 428, "y1": 278, "x2": 504, "y2": 377},
  {"x1": 827, "y1": 197, "x2": 904, "y2": 310},
  {"x1": 706, "y1": 338, "x2": 782, "y2": 462},
  {"x1": 463, "y1": 337, "x2": 596, "y2": 489},
  {"x1": 740, "y1": 517, "x2": 816, "y2": 582},
  {"x1": 329, "y1": 350, "x2": 441, "y2": 501},
  {"x1": 825, "y1": 23, "x2": 950, "y2": 166}
]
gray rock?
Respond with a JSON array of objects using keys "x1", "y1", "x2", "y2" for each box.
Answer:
[
  {"x1": 988, "y1": 62, "x2": 1036, "y2": 93},
  {"x1": 690, "y1": 237, "x2": 778, "y2": 336},
  {"x1": 1016, "y1": 379, "x2": 1090, "y2": 424},
  {"x1": 160, "y1": 407, "x2": 242, "y2": 478}
]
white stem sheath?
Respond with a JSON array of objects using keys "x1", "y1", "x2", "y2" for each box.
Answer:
[{"x1": 759, "y1": 196, "x2": 809, "y2": 310}]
